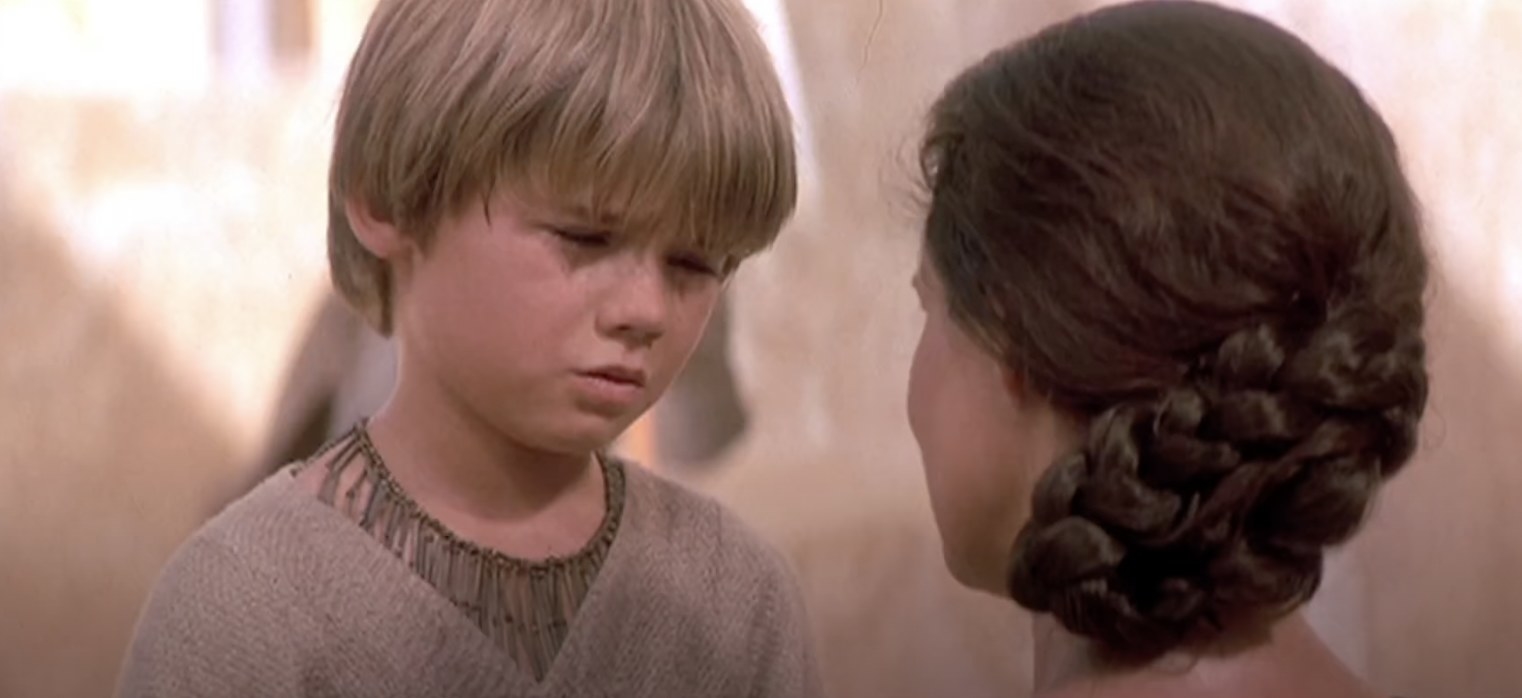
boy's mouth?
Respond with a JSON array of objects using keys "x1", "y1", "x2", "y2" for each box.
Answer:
[
  {"x1": 573, "y1": 365, "x2": 649, "y2": 413},
  {"x1": 581, "y1": 365, "x2": 647, "y2": 387}
]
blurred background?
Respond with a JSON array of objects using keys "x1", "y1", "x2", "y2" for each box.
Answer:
[{"x1": 1, "y1": 0, "x2": 1519, "y2": 696}]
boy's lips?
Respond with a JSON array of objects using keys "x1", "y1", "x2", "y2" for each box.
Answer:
[
  {"x1": 573, "y1": 365, "x2": 648, "y2": 413},
  {"x1": 580, "y1": 365, "x2": 647, "y2": 387}
]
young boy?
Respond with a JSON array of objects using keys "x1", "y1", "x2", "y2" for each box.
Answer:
[{"x1": 117, "y1": 0, "x2": 821, "y2": 695}]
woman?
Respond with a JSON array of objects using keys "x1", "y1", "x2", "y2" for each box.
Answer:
[{"x1": 907, "y1": 2, "x2": 1427, "y2": 696}]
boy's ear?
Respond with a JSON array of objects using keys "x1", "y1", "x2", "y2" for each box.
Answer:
[{"x1": 344, "y1": 196, "x2": 411, "y2": 260}]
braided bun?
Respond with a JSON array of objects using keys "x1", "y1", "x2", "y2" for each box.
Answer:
[{"x1": 1009, "y1": 311, "x2": 1425, "y2": 654}]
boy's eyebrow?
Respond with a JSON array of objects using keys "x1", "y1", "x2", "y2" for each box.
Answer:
[{"x1": 539, "y1": 201, "x2": 623, "y2": 227}]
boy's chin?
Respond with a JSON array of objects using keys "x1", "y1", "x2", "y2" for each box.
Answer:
[{"x1": 531, "y1": 416, "x2": 641, "y2": 456}]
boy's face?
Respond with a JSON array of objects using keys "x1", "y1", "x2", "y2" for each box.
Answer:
[{"x1": 390, "y1": 190, "x2": 728, "y2": 455}]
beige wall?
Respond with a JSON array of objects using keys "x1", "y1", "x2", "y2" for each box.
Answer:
[
  {"x1": 1, "y1": 1, "x2": 1518, "y2": 697},
  {"x1": 0, "y1": 93, "x2": 331, "y2": 697}
]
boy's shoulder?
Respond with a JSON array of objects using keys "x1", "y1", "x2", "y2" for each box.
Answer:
[
  {"x1": 598, "y1": 460, "x2": 823, "y2": 697},
  {"x1": 122, "y1": 469, "x2": 525, "y2": 697},
  {"x1": 617, "y1": 458, "x2": 795, "y2": 582},
  {"x1": 187, "y1": 467, "x2": 330, "y2": 567},
  {"x1": 131, "y1": 468, "x2": 330, "y2": 627},
  {"x1": 135, "y1": 465, "x2": 379, "y2": 636},
  {"x1": 117, "y1": 470, "x2": 329, "y2": 696}
]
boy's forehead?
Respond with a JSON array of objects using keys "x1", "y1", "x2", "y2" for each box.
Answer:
[
  {"x1": 486, "y1": 154, "x2": 764, "y2": 254},
  {"x1": 492, "y1": 185, "x2": 620, "y2": 226},
  {"x1": 515, "y1": 190, "x2": 698, "y2": 243},
  {"x1": 536, "y1": 199, "x2": 623, "y2": 228}
]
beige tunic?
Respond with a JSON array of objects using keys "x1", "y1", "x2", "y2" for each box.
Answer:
[{"x1": 117, "y1": 460, "x2": 823, "y2": 697}]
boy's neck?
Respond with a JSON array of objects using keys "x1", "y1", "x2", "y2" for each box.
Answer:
[{"x1": 362, "y1": 378, "x2": 608, "y2": 559}]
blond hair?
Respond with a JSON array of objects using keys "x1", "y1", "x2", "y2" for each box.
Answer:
[{"x1": 328, "y1": 0, "x2": 797, "y2": 333}]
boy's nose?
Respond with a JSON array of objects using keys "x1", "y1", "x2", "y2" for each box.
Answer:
[{"x1": 598, "y1": 258, "x2": 669, "y2": 347}]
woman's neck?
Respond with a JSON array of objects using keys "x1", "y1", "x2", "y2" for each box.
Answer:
[
  {"x1": 1031, "y1": 612, "x2": 1379, "y2": 698},
  {"x1": 1030, "y1": 614, "x2": 1098, "y2": 694}
]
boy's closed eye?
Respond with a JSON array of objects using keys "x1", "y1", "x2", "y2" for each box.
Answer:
[
  {"x1": 666, "y1": 251, "x2": 722, "y2": 278},
  {"x1": 552, "y1": 226, "x2": 723, "y2": 279},
  {"x1": 551, "y1": 227, "x2": 613, "y2": 248}
]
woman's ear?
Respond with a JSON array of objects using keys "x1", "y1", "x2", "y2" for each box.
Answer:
[
  {"x1": 1005, "y1": 366, "x2": 1087, "y2": 453},
  {"x1": 344, "y1": 196, "x2": 412, "y2": 261},
  {"x1": 1002, "y1": 366, "x2": 1036, "y2": 407}
]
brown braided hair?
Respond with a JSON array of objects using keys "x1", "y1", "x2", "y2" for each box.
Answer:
[{"x1": 919, "y1": 0, "x2": 1428, "y2": 657}]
